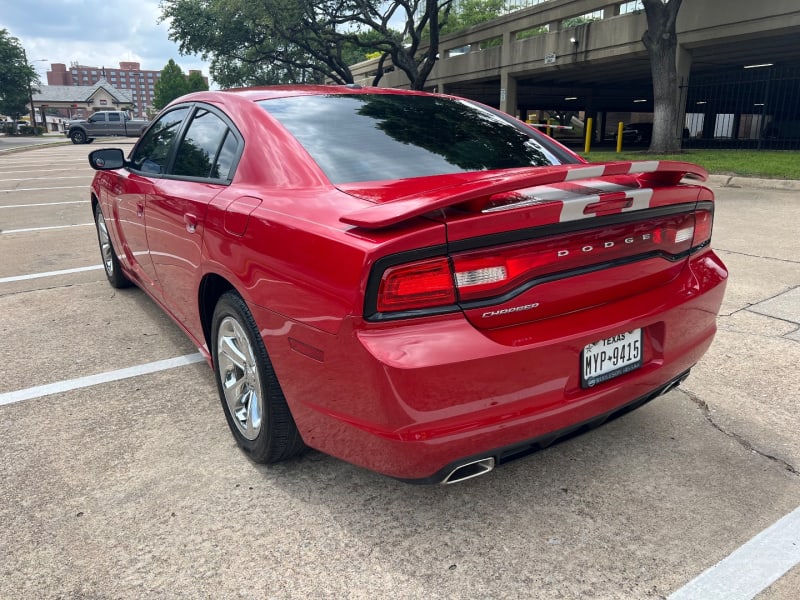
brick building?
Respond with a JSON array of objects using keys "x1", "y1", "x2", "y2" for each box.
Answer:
[{"x1": 47, "y1": 61, "x2": 208, "y2": 118}]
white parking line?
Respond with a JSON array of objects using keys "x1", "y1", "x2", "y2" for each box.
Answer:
[
  {"x1": 669, "y1": 505, "x2": 800, "y2": 600},
  {"x1": 0, "y1": 176, "x2": 90, "y2": 182},
  {"x1": 1, "y1": 223, "x2": 93, "y2": 234},
  {"x1": 0, "y1": 186, "x2": 87, "y2": 193},
  {"x1": 0, "y1": 353, "x2": 206, "y2": 406},
  {"x1": 0, "y1": 265, "x2": 103, "y2": 283},
  {"x1": 0, "y1": 201, "x2": 84, "y2": 209}
]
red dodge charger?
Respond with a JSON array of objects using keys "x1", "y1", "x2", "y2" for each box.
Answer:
[{"x1": 88, "y1": 85, "x2": 727, "y2": 483}]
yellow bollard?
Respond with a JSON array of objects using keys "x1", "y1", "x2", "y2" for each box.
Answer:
[
  {"x1": 617, "y1": 121, "x2": 624, "y2": 152},
  {"x1": 584, "y1": 117, "x2": 593, "y2": 154},
  {"x1": 546, "y1": 119, "x2": 552, "y2": 137}
]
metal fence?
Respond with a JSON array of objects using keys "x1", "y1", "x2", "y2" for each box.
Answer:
[{"x1": 681, "y1": 65, "x2": 800, "y2": 150}]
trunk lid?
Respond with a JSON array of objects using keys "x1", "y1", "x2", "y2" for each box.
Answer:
[{"x1": 347, "y1": 162, "x2": 713, "y2": 329}]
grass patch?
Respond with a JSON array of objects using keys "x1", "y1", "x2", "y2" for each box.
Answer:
[{"x1": 580, "y1": 150, "x2": 800, "y2": 180}]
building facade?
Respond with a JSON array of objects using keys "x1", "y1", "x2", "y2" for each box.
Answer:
[{"x1": 47, "y1": 61, "x2": 208, "y2": 118}]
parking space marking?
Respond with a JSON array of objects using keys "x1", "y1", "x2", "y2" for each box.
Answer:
[
  {"x1": 0, "y1": 353, "x2": 206, "y2": 406},
  {"x1": 0, "y1": 201, "x2": 84, "y2": 209},
  {"x1": 0, "y1": 175, "x2": 90, "y2": 182},
  {"x1": 1, "y1": 223, "x2": 93, "y2": 234},
  {"x1": 0, "y1": 265, "x2": 103, "y2": 283},
  {"x1": 669, "y1": 505, "x2": 800, "y2": 600},
  {"x1": 0, "y1": 186, "x2": 87, "y2": 194}
]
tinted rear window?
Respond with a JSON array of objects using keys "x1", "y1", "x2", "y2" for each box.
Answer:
[{"x1": 259, "y1": 94, "x2": 572, "y2": 184}]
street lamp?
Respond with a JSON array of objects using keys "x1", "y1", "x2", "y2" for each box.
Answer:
[{"x1": 21, "y1": 49, "x2": 48, "y2": 134}]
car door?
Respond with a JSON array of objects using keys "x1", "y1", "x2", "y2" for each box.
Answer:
[
  {"x1": 106, "y1": 111, "x2": 124, "y2": 135},
  {"x1": 144, "y1": 105, "x2": 242, "y2": 338},
  {"x1": 112, "y1": 106, "x2": 192, "y2": 295},
  {"x1": 85, "y1": 112, "x2": 106, "y2": 135}
]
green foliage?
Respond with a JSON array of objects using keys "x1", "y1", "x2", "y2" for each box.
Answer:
[
  {"x1": 515, "y1": 25, "x2": 548, "y2": 41},
  {"x1": 153, "y1": 59, "x2": 190, "y2": 110},
  {"x1": 563, "y1": 15, "x2": 600, "y2": 28},
  {"x1": 186, "y1": 70, "x2": 209, "y2": 93},
  {"x1": 440, "y1": 0, "x2": 507, "y2": 35},
  {"x1": 0, "y1": 29, "x2": 39, "y2": 123},
  {"x1": 582, "y1": 150, "x2": 800, "y2": 180},
  {"x1": 160, "y1": 0, "x2": 450, "y2": 90}
]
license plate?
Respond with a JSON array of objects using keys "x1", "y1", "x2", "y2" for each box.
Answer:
[{"x1": 581, "y1": 329, "x2": 642, "y2": 388}]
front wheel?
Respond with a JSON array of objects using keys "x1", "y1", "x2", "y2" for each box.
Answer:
[
  {"x1": 94, "y1": 203, "x2": 131, "y2": 288},
  {"x1": 211, "y1": 292, "x2": 305, "y2": 463},
  {"x1": 70, "y1": 129, "x2": 87, "y2": 144}
]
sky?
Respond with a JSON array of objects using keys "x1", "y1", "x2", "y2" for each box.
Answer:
[{"x1": 1, "y1": 0, "x2": 214, "y2": 86}]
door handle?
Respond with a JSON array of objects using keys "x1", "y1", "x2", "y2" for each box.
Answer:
[
  {"x1": 136, "y1": 202, "x2": 144, "y2": 218},
  {"x1": 184, "y1": 213, "x2": 198, "y2": 234}
]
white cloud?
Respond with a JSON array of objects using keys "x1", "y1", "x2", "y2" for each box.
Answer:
[{"x1": 1, "y1": 0, "x2": 214, "y2": 85}]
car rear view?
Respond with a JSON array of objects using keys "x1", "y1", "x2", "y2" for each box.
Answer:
[{"x1": 258, "y1": 91, "x2": 728, "y2": 483}]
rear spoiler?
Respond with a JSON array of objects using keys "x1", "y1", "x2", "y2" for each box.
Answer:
[{"x1": 339, "y1": 161, "x2": 707, "y2": 229}]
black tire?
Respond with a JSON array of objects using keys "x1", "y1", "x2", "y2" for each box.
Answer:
[
  {"x1": 86, "y1": 138, "x2": 95, "y2": 144},
  {"x1": 94, "y1": 203, "x2": 131, "y2": 289},
  {"x1": 211, "y1": 292, "x2": 305, "y2": 463},
  {"x1": 70, "y1": 129, "x2": 87, "y2": 144}
]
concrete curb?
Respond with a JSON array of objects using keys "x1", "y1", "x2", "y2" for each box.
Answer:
[
  {"x1": 706, "y1": 174, "x2": 800, "y2": 191},
  {"x1": 0, "y1": 139, "x2": 72, "y2": 155}
]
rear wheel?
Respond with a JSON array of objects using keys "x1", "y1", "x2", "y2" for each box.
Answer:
[
  {"x1": 211, "y1": 292, "x2": 305, "y2": 463},
  {"x1": 94, "y1": 203, "x2": 131, "y2": 288},
  {"x1": 70, "y1": 129, "x2": 87, "y2": 144}
]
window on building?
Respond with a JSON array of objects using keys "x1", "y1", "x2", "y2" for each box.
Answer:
[{"x1": 619, "y1": 1, "x2": 644, "y2": 14}]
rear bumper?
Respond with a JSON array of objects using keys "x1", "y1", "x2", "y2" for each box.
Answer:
[{"x1": 261, "y1": 249, "x2": 727, "y2": 482}]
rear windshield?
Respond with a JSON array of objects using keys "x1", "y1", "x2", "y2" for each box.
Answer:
[{"x1": 259, "y1": 94, "x2": 575, "y2": 184}]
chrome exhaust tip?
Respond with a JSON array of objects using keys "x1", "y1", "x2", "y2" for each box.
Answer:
[{"x1": 441, "y1": 457, "x2": 496, "y2": 484}]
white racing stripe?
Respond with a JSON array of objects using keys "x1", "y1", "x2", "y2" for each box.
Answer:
[
  {"x1": 1, "y1": 223, "x2": 93, "y2": 234},
  {"x1": 669, "y1": 505, "x2": 800, "y2": 600},
  {"x1": 0, "y1": 265, "x2": 103, "y2": 283},
  {"x1": 0, "y1": 353, "x2": 206, "y2": 406}
]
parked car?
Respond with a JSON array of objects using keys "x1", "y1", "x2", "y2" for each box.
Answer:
[
  {"x1": 66, "y1": 110, "x2": 149, "y2": 144},
  {"x1": 88, "y1": 86, "x2": 727, "y2": 483},
  {"x1": 622, "y1": 122, "x2": 654, "y2": 144},
  {"x1": 622, "y1": 122, "x2": 690, "y2": 144}
]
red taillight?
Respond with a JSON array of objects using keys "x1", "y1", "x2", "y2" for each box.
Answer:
[
  {"x1": 692, "y1": 208, "x2": 713, "y2": 247},
  {"x1": 452, "y1": 212, "x2": 705, "y2": 302},
  {"x1": 371, "y1": 208, "x2": 713, "y2": 316},
  {"x1": 377, "y1": 257, "x2": 456, "y2": 312}
]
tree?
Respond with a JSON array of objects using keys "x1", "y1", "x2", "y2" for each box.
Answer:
[
  {"x1": 186, "y1": 70, "x2": 209, "y2": 93},
  {"x1": 153, "y1": 59, "x2": 189, "y2": 109},
  {"x1": 0, "y1": 29, "x2": 39, "y2": 126},
  {"x1": 160, "y1": 0, "x2": 454, "y2": 90},
  {"x1": 642, "y1": 0, "x2": 683, "y2": 152},
  {"x1": 440, "y1": 0, "x2": 506, "y2": 34}
]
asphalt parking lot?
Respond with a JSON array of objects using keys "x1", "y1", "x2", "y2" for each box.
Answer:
[{"x1": 1, "y1": 140, "x2": 798, "y2": 599}]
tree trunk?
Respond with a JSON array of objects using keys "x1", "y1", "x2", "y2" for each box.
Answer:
[{"x1": 642, "y1": 0, "x2": 683, "y2": 153}]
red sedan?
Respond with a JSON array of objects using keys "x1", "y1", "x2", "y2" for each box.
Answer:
[{"x1": 88, "y1": 86, "x2": 727, "y2": 483}]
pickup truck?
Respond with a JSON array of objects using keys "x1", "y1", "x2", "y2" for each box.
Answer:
[{"x1": 65, "y1": 111, "x2": 149, "y2": 144}]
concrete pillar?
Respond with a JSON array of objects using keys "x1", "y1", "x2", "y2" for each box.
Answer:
[{"x1": 500, "y1": 70, "x2": 518, "y2": 117}]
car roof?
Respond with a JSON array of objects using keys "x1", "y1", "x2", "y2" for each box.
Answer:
[{"x1": 170, "y1": 85, "x2": 434, "y2": 106}]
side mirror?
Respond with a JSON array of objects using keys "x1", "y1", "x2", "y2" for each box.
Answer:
[{"x1": 88, "y1": 148, "x2": 127, "y2": 170}]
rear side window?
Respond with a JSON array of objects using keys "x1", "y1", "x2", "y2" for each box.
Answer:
[
  {"x1": 172, "y1": 109, "x2": 233, "y2": 179},
  {"x1": 260, "y1": 94, "x2": 575, "y2": 184},
  {"x1": 130, "y1": 107, "x2": 190, "y2": 174}
]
